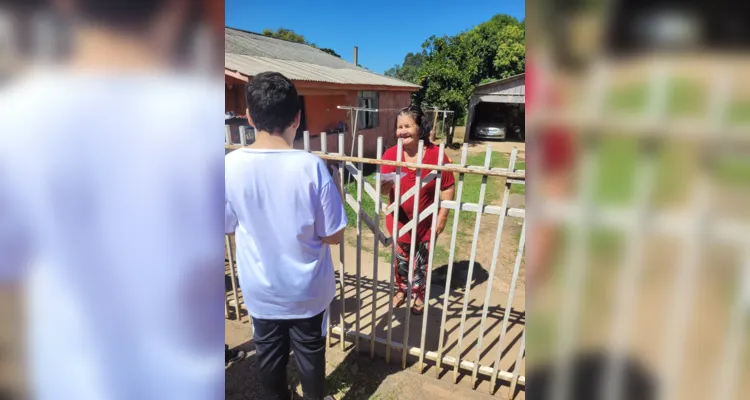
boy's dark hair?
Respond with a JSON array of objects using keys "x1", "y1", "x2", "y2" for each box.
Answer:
[
  {"x1": 76, "y1": 0, "x2": 174, "y2": 30},
  {"x1": 245, "y1": 72, "x2": 301, "y2": 135},
  {"x1": 395, "y1": 105, "x2": 432, "y2": 142}
]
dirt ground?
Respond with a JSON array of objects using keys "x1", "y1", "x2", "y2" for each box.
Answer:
[
  {"x1": 226, "y1": 317, "x2": 512, "y2": 400},
  {"x1": 0, "y1": 290, "x2": 24, "y2": 400},
  {"x1": 462, "y1": 139, "x2": 525, "y2": 158},
  {"x1": 226, "y1": 142, "x2": 527, "y2": 399}
]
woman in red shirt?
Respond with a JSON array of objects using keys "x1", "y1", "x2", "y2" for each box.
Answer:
[{"x1": 381, "y1": 106, "x2": 456, "y2": 315}]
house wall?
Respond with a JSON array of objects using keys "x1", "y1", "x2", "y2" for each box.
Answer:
[
  {"x1": 224, "y1": 74, "x2": 415, "y2": 157},
  {"x1": 295, "y1": 90, "x2": 413, "y2": 158},
  {"x1": 303, "y1": 95, "x2": 349, "y2": 134},
  {"x1": 225, "y1": 80, "x2": 246, "y2": 115}
]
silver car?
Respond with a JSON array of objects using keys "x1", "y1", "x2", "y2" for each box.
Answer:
[{"x1": 473, "y1": 117, "x2": 507, "y2": 140}]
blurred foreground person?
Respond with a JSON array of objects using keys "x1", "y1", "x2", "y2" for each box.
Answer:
[
  {"x1": 525, "y1": 55, "x2": 574, "y2": 296},
  {"x1": 0, "y1": 1, "x2": 224, "y2": 399}
]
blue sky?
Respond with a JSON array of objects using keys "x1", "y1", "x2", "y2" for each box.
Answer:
[{"x1": 225, "y1": 0, "x2": 525, "y2": 74}]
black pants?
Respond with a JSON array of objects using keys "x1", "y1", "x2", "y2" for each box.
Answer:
[{"x1": 252, "y1": 311, "x2": 326, "y2": 400}]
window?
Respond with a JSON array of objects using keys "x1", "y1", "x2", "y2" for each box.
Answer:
[{"x1": 357, "y1": 91, "x2": 379, "y2": 130}]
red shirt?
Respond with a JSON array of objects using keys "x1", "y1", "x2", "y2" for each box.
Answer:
[{"x1": 382, "y1": 143, "x2": 455, "y2": 244}]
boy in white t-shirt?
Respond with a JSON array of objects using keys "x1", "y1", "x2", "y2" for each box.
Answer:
[{"x1": 224, "y1": 72, "x2": 347, "y2": 400}]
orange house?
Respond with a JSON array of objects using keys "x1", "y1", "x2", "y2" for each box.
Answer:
[{"x1": 225, "y1": 27, "x2": 420, "y2": 157}]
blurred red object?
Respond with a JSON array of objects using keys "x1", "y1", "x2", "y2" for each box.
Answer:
[{"x1": 526, "y1": 57, "x2": 574, "y2": 174}]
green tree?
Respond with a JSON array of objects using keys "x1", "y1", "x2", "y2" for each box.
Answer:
[
  {"x1": 261, "y1": 28, "x2": 306, "y2": 44},
  {"x1": 407, "y1": 14, "x2": 524, "y2": 121},
  {"x1": 320, "y1": 48, "x2": 341, "y2": 58},
  {"x1": 262, "y1": 28, "x2": 342, "y2": 59},
  {"x1": 384, "y1": 52, "x2": 425, "y2": 83},
  {"x1": 493, "y1": 24, "x2": 525, "y2": 78}
]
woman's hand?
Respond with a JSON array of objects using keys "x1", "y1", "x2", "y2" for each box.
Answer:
[{"x1": 380, "y1": 180, "x2": 394, "y2": 196}]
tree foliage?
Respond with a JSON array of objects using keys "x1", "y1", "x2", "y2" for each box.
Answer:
[
  {"x1": 262, "y1": 28, "x2": 341, "y2": 58},
  {"x1": 493, "y1": 23, "x2": 525, "y2": 78},
  {"x1": 388, "y1": 14, "x2": 525, "y2": 121},
  {"x1": 319, "y1": 48, "x2": 341, "y2": 58},
  {"x1": 261, "y1": 28, "x2": 306, "y2": 44},
  {"x1": 384, "y1": 52, "x2": 425, "y2": 83}
]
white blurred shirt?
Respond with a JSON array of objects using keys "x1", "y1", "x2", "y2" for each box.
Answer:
[{"x1": 0, "y1": 71, "x2": 224, "y2": 400}]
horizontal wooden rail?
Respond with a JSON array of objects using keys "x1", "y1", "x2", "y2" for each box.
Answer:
[
  {"x1": 318, "y1": 152, "x2": 525, "y2": 179},
  {"x1": 329, "y1": 326, "x2": 526, "y2": 386},
  {"x1": 225, "y1": 144, "x2": 526, "y2": 180}
]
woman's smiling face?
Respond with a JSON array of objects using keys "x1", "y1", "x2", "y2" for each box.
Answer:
[{"x1": 396, "y1": 113, "x2": 420, "y2": 147}]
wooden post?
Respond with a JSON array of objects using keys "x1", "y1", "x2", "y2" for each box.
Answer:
[
  {"x1": 446, "y1": 110, "x2": 455, "y2": 146},
  {"x1": 431, "y1": 107, "x2": 439, "y2": 143}
]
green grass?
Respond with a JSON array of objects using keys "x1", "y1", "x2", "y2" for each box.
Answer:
[
  {"x1": 607, "y1": 78, "x2": 706, "y2": 116},
  {"x1": 344, "y1": 175, "x2": 377, "y2": 228},
  {"x1": 589, "y1": 136, "x2": 699, "y2": 206},
  {"x1": 607, "y1": 77, "x2": 750, "y2": 123},
  {"x1": 713, "y1": 155, "x2": 750, "y2": 186},
  {"x1": 728, "y1": 100, "x2": 750, "y2": 124},
  {"x1": 456, "y1": 152, "x2": 525, "y2": 223}
]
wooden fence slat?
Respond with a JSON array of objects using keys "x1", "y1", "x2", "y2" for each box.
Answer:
[
  {"x1": 370, "y1": 137, "x2": 383, "y2": 359},
  {"x1": 401, "y1": 140, "x2": 425, "y2": 369},
  {"x1": 419, "y1": 142, "x2": 446, "y2": 372},
  {"x1": 473, "y1": 148, "x2": 517, "y2": 387},
  {"x1": 338, "y1": 133, "x2": 347, "y2": 350},
  {"x1": 453, "y1": 145, "x2": 492, "y2": 383},
  {"x1": 489, "y1": 221, "x2": 526, "y2": 394},
  {"x1": 225, "y1": 235, "x2": 241, "y2": 322},
  {"x1": 386, "y1": 139, "x2": 404, "y2": 363},
  {"x1": 601, "y1": 145, "x2": 655, "y2": 399},
  {"x1": 355, "y1": 135, "x2": 364, "y2": 352},
  {"x1": 435, "y1": 143, "x2": 469, "y2": 376}
]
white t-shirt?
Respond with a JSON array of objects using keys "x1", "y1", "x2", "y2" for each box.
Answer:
[
  {"x1": 224, "y1": 148, "x2": 347, "y2": 320},
  {"x1": 0, "y1": 71, "x2": 224, "y2": 400}
]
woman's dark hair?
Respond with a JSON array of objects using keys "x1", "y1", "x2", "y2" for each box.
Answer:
[{"x1": 395, "y1": 105, "x2": 432, "y2": 142}]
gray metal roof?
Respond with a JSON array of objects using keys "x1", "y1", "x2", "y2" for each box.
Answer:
[
  {"x1": 472, "y1": 73, "x2": 525, "y2": 103},
  {"x1": 474, "y1": 73, "x2": 525, "y2": 89},
  {"x1": 225, "y1": 27, "x2": 420, "y2": 89}
]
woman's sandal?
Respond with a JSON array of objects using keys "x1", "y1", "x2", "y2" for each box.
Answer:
[
  {"x1": 411, "y1": 298, "x2": 424, "y2": 315},
  {"x1": 392, "y1": 291, "x2": 406, "y2": 308}
]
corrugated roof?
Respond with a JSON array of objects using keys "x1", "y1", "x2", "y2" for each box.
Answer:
[
  {"x1": 225, "y1": 27, "x2": 420, "y2": 89},
  {"x1": 475, "y1": 73, "x2": 525, "y2": 89}
]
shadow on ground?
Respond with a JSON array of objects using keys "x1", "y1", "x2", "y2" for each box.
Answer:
[
  {"x1": 225, "y1": 338, "x2": 407, "y2": 400},
  {"x1": 431, "y1": 260, "x2": 490, "y2": 290},
  {"x1": 525, "y1": 352, "x2": 657, "y2": 400}
]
